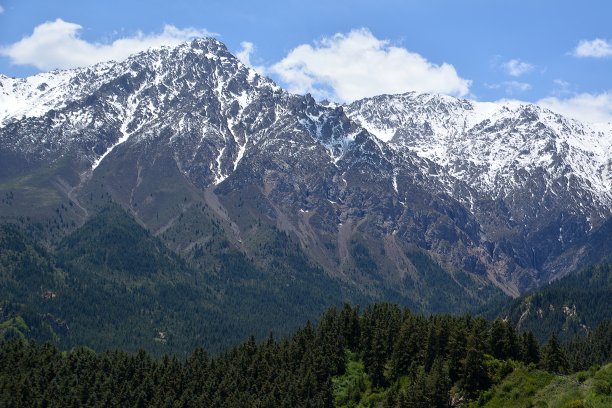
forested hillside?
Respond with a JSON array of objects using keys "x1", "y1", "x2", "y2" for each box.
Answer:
[
  {"x1": 1, "y1": 202, "x2": 512, "y2": 356},
  {"x1": 1, "y1": 304, "x2": 610, "y2": 407},
  {"x1": 0, "y1": 205, "x2": 354, "y2": 354},
  {"x1": 484, "y1": 262, "x2": 612, "y2": 342},
  {"x1": 1, "y1": 201, "x2": 610, "y2": 407}
]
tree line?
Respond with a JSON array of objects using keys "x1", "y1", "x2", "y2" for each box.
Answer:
[{"x1": 1, "y1": 303, "x2": 609, "y2": 407}]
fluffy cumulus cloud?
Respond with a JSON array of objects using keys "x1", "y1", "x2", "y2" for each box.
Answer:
[
  {"x1": 0, "y1": 19, "x2": 214, "y2": 70},
  {"x1": 502, "y1": 59, "x2": 533, "y2": 76},
  {"x1": 235, "y1": 41, "x2": 266, "y2": 74},
  {"x1": 573, "y1": 38, "x2": 612, "y2": 58},
  {"x1": 269, "y1": 28, "x2": 471, "y2": 102},
  {"x1": 538, "y1": 91, "x2": 612, "y2": 123},
  {"x1": 235, "y1": 41, "x2": 255, "y2": 67}
]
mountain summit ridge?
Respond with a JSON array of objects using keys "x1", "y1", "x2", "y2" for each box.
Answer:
[
  {"x1": 1, "y1": 38, "x2": 611, "y2": 299},
  {"x1": 346, "y1": 92, "x2": 612, "y2": 210}
]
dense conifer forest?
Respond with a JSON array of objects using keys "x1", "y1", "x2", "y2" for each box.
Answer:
[
  {"x1": 0, "y1": 208, "x2": 354, "y2": 355},
  {"x1": 1, "y1": 208, "x2": 611, "y2": 406},
  {"x1": 489, "y1": 262, "x2": 612, "y2": 342},
  {"x1": 1, "y1": 304, "x2": 610, "y2": 407},
  {"x1": 0, "y1": 204, "x2": 504, "y2": 356}
]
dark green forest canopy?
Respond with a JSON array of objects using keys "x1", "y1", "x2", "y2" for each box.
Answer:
[
  {"x1": 481, "y1": 261, "x2": 612, "y2": 342},
  {"x1": 1, "y1": 207, "x2": 610, "y2": 356},
  {"x1": 1, "y1": 206, "x2": 611, "y2": 407},
  {"x1": 0, "y1": 207, "x2": 356, "y2": 355},
  {"x1": 0, "y1": 203, "x2": 507, "y2": 356},
  {"x1": 0, "y1": 304, "x2": 610, "y2": 408}
]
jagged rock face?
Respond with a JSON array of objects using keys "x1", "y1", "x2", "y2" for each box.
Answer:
[
  {"x1": 346, "y1": 93, "x2": 611, "y2": 214},
  {"x1": 346, "y1": 93, "x2": 612, "y2": 287},
  {"x1": 1, "y1": 38, "x2": 610, "y2": 298},
  {"x1": 0, "y1": 39, "x2": 287, "y2": 185}
]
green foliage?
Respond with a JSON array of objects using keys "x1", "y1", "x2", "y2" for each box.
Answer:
[
  {"x1": 57, "y1": 205, "x2": 186, "y2": 276},
  {"x1": 0, "y1": 303, "x2": 610, "y2": 407},
  {"x1": 403, "y1": 249, "x2": 499, "y2": 314},
  {"x1": 486, "y1": 262, "x2": 612, "y2": 343},
  {"x1": 564, "y1": 321, "x2": 612, "y2": 372},
  {"x1": 0, "y1": 206, "x2": 353, "y2": 355},
  {"x1": 349, "y1": 240, "x2": 378, "y2": 276},
  {"x1": 474, "y1": 363, "x2": 612, "y2": 408},
  {"x1": 1, "y1": 206, "x2": 231, "y2": 355},
  {"x1": 461, "y1": 321, "x2": 491, "y2": 398},
  {"x1": 333, "y1": 352, "x2": 368, "y2": 407},
  {"x1": 1, "y1": 204, "x2": 611, "y2": 406},
  {"x1": 473, "y1": 364, "x2": 554, "y2": 407},
  {"x1": 541, "y1": 333, "x2": 569, "y2": 374},
  {"x1": 0, "y1": 316, "x2": 29, "y2": 339}
]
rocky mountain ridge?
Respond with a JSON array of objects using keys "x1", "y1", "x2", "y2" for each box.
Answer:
[{"x1": 1, "y1": 37, "x2": 610, "y2": 300}]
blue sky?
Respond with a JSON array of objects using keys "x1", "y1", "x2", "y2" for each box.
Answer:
[{"x1": 1, "y1": 0, "x2": 611, "y2": 122}]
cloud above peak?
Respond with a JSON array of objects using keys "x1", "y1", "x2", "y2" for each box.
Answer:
[
  {"x1": 537, "y1": 91, "x2": 612, "y2": 124},
  {"x1": 235, "y1": 41, "x2": 266, "y2": 74},
  {"x1": 573, "y1": 38, "x2": 612, "y2": 58},
  {"x1": 502, "y1": 59, "x2": 533, "y2": 77},
  {"x1": 0, "y1": 19, "x2": 214, "y2": 70},
  {"x1": 269, "y1": 28, "x2": 471, "y2": 102},
  {"x1": 486, "y1": 80, "x2": 532, "y2": 95}
]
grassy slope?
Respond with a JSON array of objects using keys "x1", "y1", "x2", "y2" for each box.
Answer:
[
  {"x1": 331, "y1": 355, "x2": 612, "y2": 408},
  {"x1": 474, "y1": 363, "x2": 612, "y2": 408}
]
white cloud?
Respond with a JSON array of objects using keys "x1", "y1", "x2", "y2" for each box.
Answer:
[
  {"x1": 0, "y1": 19, "x2": 214, "y2": 70},
  {"x1": 573, "y1": 38, "x2": 612, "y2": 58},
  {"x1": 504, "y1": 81, "x2": 531, "y2": 93},
  {"x1": 269, "y1": 28, "x2": 470, "y2": 102},
  {"x1": 486, "y1": 81, "x2": 531, "y2": 94},
  {"x1": 551, "y1": 79, "x2": 571, "y2": 96},
  {"x1": 553, "y1": 79, "x2": 570, "y2": 89},
  {"x1": 0, "y1": 5, "x2": 4, "y2": 14},
  {"x1": 235, "y1": 41, "x2": 266, "y2": 74},
  {"x1": 502, "y1": 59, "x2": 533, "y2": 77},
  {"x1": 538, "y1": 91, "x2": 612, "y2": 123},
  {"x1": 236, "y1": 42, "x2": 254, "y2": 66}
]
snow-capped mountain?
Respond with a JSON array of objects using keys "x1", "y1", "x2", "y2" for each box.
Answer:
[
  {"x1": 1, "y1": 38, "x2": 610, "y2": 301},
  {"x1": 346, "y1": 92, "x2": 612, "y2": 212},
  {"x1": 346, "y1": 93, "x2": 612, "y2": 286},
  {"x1": 1, "y1": 39, "x2": 280, "y2": 180}
]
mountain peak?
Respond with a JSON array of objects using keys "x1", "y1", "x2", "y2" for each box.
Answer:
[{"x1": 1, "y1": 38, "x2": 611, "y2": 297}]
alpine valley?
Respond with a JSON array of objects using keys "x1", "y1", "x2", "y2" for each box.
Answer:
[{"x1": 1, "y1": 38, "x2": 611, "y2": 354}]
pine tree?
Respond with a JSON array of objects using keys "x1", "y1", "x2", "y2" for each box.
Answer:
[
  {"x1": 489, "y1": 319, "x2": 519, "y2": 360},
  {"x1": 390, "y1": 318, "x2": 420, "y2": 380},
  {"x1": 426, "y1": 358, "x2": 451, "y2": 408},
  {"x1": 541, "y1": 333, "x2": 568, "y2": 374},
  {"x1": 405, "y1": 366, "x2": 428, "y2": 408},
  {"x1": 519, "y1": 331, "x2": 540, "y2": 365},
  {"x1": 446, "y1": 323, "x2": 467, "y2": 383},
  {"x1": 340, "y1": 303, "x2": 360, "y2": 350},
  {"x1": 368, "y1": 324, "x2": 388, "y2": 388},
  {"x1": 460, "y1": 324, "x2": 490, "y2": 398}
]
